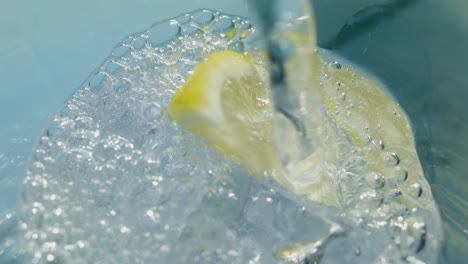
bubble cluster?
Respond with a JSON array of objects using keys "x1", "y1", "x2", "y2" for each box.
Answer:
[
  {"x1": 15, "y1": 9, "x2": 442, "y2": 264},
  {"x1": 318, "y1": 50, "x2": 442, "y2": 262},
  {"x1": 18, "y1": 10, "x2": 266, "y2": 263}
]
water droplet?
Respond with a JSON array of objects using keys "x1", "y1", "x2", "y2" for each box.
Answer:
[{"x1": 331, "y1": 61, "x2": 342, "y2": 69}]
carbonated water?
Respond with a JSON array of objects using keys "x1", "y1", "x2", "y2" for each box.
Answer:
[{"x1": 0, "y1": 9, "x2": 442, "y2": 263}]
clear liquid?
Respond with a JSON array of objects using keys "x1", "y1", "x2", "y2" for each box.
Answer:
[{"x1": 1, "y1": 9, "x2": 442, "y2": 264}]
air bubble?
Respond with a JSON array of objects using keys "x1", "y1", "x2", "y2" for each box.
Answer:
[
  {"x1": 113, "y1": 45, "x2": 130, "y2": 58},
  {"x1": 144, "y1": 103, "x2": 163, "y2": 119},
  {"x1": 192, "y1": 10, "x2": 214, "y2": 25},
  {"x1": 46, "y1": 254, "x2": 55, "y2": 262},
  {"x1": 388, "y1": 188, "x2": 402, "y2": 197},
  {"x1": 330, "y1": 61, "x2": 342, "y2": 69},
  {"x1": 393, "y1": 217, "x2": 428, "y2": 255},
  {"x1": 89, "y1": 72, "x2": 112, "y2": 93},
  {"x1": 60, "y1": 106, "x2": 70, "y2": 118},
  {"x1": 408, "y1": 218, "x2": 427, "y2": 253},
  {"x1": 359, "y1": 189, "x2": 383, "y2": 207},
  {"x1": 232, "y1": 42, "x2": 245, "y2": 53},
  {"x1": 105, "y1": 61, "x2": 125, "y2": 75},
  {"x1": 46, "y1": 121, "x2": 59, "y2": 138},
  {"x1": 378, "y1": 140, "x2": 385, "y2": 150},
  {"x1": 354, "y1": 247, "x2": 361, "y2": 256},
  {"x1": 366, "y1": 138, "x2": 384, "y2": 154},
  {"x1": 212, "y1": 16, "x2": 234, "y2": 34},
  {"x1": 383, "y1": 152, "x2": 400, "y2": 167},
  {"x1": 123, "y1": 36, "x2": 133, "y2": 45},
  {"x1": 236, "y1": 20, "x2": 252, "y2": 39},
  {"x1": 243, "y1": 32, "x2": 260, "y2": 46},
  {"x1": 149, "y1": 21, "x2": 180, "y2": 46},
  {"x1": 409, "y1": 183, "x2": 422, "y2": 198},
  {"x1": 89, "y1": 72, "x2": 105, "y2": 91},
  {"x1": 133, "y1": 35, "x2": 148, "y2": 50},
  {"x1": 365, "y1": 172, "x2": 385, "y2": 189},
  {"x1": 184, "y1": 25, "x2": 202, "y2": 35},
  {"x1": 143, "y1": 128, "x2": 161, "y2": 151},
  {"x1": 238, "y1": 29, "x2": 250, "y2": 39},
  {"x1": 393, "y1": 167, "x2": 408, "y2": 184},
  {"x1": 238, "y1": 20, "x2": 251, "y2": 30},
  {"x1": 114, "y1": 79, "x2": 133, "y2": 94},
  {"x1": 176, "y1": 13, "x2": 191, "y2": 25}
]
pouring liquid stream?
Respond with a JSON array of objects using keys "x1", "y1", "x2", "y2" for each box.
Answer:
[
  {"x1": 252, "y1": 0, "x2": 319, "y2": 172},
  {"x1": 252, "y1": 0, "x2": 347, "y2": 261},
  {"x1": 252, "y1": 0, "x2": 443, "y2": 262}
]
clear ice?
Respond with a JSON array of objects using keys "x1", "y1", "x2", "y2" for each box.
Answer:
[{"x1": 4, "y1": 9, "x2": 443, "y2": 264}]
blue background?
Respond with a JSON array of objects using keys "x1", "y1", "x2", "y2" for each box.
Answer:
[{"x1": 1, "y1": 0, "x2": 467, "y2": 263}]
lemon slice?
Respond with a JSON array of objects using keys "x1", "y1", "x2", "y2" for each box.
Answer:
[
  {"x1": 169, "y1": 51, "x2": 281, "y2": 178},
  {"x1": 169, "y1": 47, "x2": 436, "y2": 212},
  {"x1": 169, "y1": 49, "x2": 343, "y2": 207}
]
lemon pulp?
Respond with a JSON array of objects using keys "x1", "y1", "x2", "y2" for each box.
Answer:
[{"x1": 169, "y1": 51, "x2": 281, "y2": 179}]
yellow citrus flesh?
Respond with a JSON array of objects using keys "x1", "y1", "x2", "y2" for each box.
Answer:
[
  {"x1": 319, "y1": 57, "x2": 430, "y2": 210},
  {"x1": 169, "y1": 51, "x2": 281, "y2": 179},
  {"x1": 168, "y1": 47, "x2": 433, "y2": 212}
]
